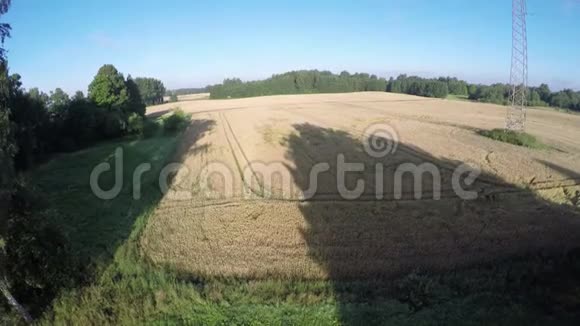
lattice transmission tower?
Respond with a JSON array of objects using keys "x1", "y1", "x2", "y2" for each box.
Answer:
[{"x1": 506, "y1": 0, "x2": 528, "y2": 131}]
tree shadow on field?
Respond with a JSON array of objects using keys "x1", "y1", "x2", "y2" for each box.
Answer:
[
  {"x1": 171, "y1": 119, "x2": 215, "y2": 163},
  {"x1": 284, "y1": 122, "x2": 580, "y2": 324},
  {"x1": 18, "y1": 118, "x2": 215, "y2": 317}
]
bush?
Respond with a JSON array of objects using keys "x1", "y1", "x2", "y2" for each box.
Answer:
[
  {"x1": 169, "y1": 93, "x2": 178, "y2": 102},
  {"x1": 142, "y1": 119, "x2": 160, "y2": 138},
  {"x1": 56, "y1": 138, "x2": 78, "y2": 153},
  {"x1": 479, "y1": 129, "x2": 546, "y2": 149},
  {"x1": 4, "y1": 183, "x2": 80, "y2": 314},
  {"x1": 57, "y1": 98, "x2": 103, "y2": 150},
  {"x1": 101, "y1": 111, "x2": 126, "y2": 139},
  {"x1": 127, "y1": 113, "x2": 144, "y2": 135},
  {"x1": 163, "y1": 108, "x2": 189, "y2": 133}
]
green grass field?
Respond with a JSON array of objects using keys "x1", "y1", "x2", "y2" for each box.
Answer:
[{"x1": 18, "y1": 127, "x2": 580, "y2": 325}]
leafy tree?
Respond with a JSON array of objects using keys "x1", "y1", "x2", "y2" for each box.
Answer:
[
  {"x1": 88, "y1": 64, "x2": 129, "y2": 111},
  {"x1": 0, "y1": 63, "x2": 13, "y2": 230},
  {"x1": 72, "y1": 90, "x2": 85, "y2": 101},
  {"x1": 27, "y1": 88, "x2": 49, "y2": 106},
  {"x1": 125, "y1": 75, "x2": 146, "y2": 116},
  {"x1": 126, "y1": 113, "x2": 144, "y2": 135},
  {"x1": 0, "y1": 0, "x2": 34, "y2": 322},
  {"x1": 4, "y1": 185, "x2": 78, "y2": 319},
  {"x1": 528, "y1": 88, "x2": 547, "y2": 107},
  {"x1": 443, "y1": 77, "x2": 468, "y2": 96},
  {"x1": 537, "y1": 83, "x2": 551, "y2": 103},
  {"x1": 0, "y1": 0, "x2": 9, "y2": 60},
  {"x1": 48, "y1": 88, "x2": 69, "y2": 108},
  {"x1": 134, "y1": 77, "x2": 166, "y2": 105},
  {"x1": 9, "y1": 78, "x2": 52, "y2": 169},
  {"x1": 57, "y1": 96, "x2": 104, "y2": 149},
  {"x1": 468, "y1": 84, "x2": 478, "y2": 98},
  {"x1": 47, "y1": 88, "x2": 70, "y2": 122}
]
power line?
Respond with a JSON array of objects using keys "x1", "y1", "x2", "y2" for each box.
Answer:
[{"x1": 506, "y1": 0, "x2": 528, "y2": 131}]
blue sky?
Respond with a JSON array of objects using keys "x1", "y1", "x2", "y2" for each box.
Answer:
[{"x1": 3, "y1": 0, "x2": 580, "y2": 93}]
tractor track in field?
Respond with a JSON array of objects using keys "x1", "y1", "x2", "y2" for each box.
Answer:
[
  {"x1": 219, "y1": 111, "x2": 266, "y2": 197},
  {"x1": 330, "y1": 101, "x2": 481, "y2": 133},
  {"x1": 155, "y1": 178, "x2": 580, "y2": 213},
  {"x1": 204, "y1": 108, "x2": 580, "y2": 205}
]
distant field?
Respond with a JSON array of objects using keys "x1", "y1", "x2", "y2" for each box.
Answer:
[
  {"x1": 163, "y1": 93, "x2": 210, "y2": 103},
  {"x1": 144, "y1": 92, "x2": 580, "y2": 280},
  {"x1": 178, "y1": 93, "x2": 210, "y2": 101}
]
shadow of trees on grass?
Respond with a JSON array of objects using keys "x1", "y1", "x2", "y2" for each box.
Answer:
[
  {"x1": 11, "y1": 119, "x2": 215, "y2": 318},
  {"x1": 284, "y1": 122, "x2": 580, "y2": 324}
]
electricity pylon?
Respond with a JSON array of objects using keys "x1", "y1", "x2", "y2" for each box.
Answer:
[{"x1": 506, "y1": 0, "x2": 528, "y2": 131}]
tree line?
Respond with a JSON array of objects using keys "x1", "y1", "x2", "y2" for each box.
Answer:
[
  {"x1": 134, "y1": 77, "x2": 166, "y2": 105},
  {"x1": 467, "y1": 82, "x2": 580, "y2": 111},
  {"x1": 4, "y1": 65, "x2": 170, "y2": 170},
  {"x1": 386, "y1": 75, "x2": 451, "y2": 99},
  {"x1": 0, "y1": 62, "x2": 176, "y2": 321},
  {"x1": 0, "y1": 3, "x2": 170, "y2": 318},
  {"x1": 209, "y1": 70, "x2": 580, "y2": 112},
  {"x1": 209, "y1": 70, "x2": 388, "y2": 99},
  {"x1": 1, "y1": 63, "x2": 187, "y2": 322}
]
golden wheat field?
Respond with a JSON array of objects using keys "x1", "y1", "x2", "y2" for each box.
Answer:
[{"x1": 141, "y1": 92, "x2": 580, "y2": 280}]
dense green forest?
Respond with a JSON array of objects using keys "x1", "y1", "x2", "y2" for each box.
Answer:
[
  {"x1": 209, "y1": 70, "x2": 580, "y2": 112},
  {"x1": 386, "y1": 75, "x2": 451, "y2": 99},
  {"x1": 209, "y1": 70, "x2": 388, "y2": 99},
  {"x1": 469, "y1": 81, "x2": 580, "y2": 111},
  {"x1": 387, "y1": 74, "x2": 580, "y2": 111},
  {"x1": 6, "y1": 65, "x2": 168, "y2": 169}
]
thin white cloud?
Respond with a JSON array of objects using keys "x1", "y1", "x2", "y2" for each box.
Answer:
[{"x1": 88, "y1": 31, "x2": 119, "y2": 50}]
